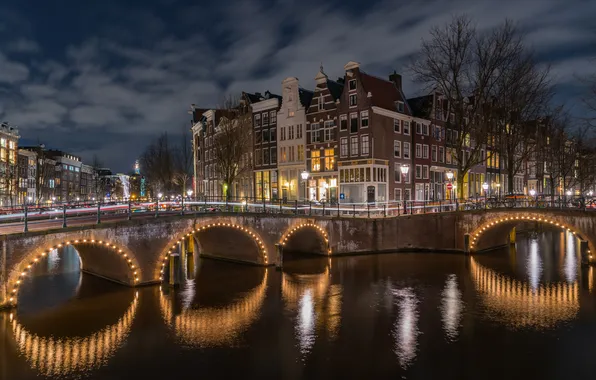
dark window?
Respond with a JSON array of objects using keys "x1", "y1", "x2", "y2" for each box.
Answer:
[
  {"x1": 350, "y1": 114, "x2": 358, "y2": 133},
  {"x1": 262, "y1": 129, "x2": 269, "y2": 143},
  {"x1": 349, "y1": 80, "x2": 357, "y2": 91},
  {"x1": 349, "y1": 94, "x2": 357, "y2": 106},
  {"x1": 340, "y1": 115, "x2": 348, "y2": 131}
]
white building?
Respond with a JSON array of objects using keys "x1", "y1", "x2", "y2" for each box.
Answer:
[{"x1": 277, "y1": 77, "x2": 313, "y2": 200}]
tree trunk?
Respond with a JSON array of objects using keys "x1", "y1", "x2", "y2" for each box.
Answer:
[{"x1": 507, "y1": 171, "x2": 514, "y2": 195}]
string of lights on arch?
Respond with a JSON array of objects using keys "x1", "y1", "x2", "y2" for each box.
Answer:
[
  {"x1": 8, "y1": 239, "x2": 140, "y2": 306},
  {"x1": 470, "y1": 215, "x2": 588, "y2": 257},
  {"x1": 280, "y1": 223, "x2": 331, "y2": 254},
  {"x1": 158, "y1": 223, "x2": 269, "y2": 282}
]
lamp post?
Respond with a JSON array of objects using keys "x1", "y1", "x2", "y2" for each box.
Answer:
[
  {"x1": 24, "y1": 196, "x2": 32, "y2": 233},
  {"x1": 156, "y1": 192, "x2": 162, "y2": 218},
  {"x1": 482, "y1": 182, "x2": 489, "y2": 198},
  {"x1": 446, "y1": 170, "x2": 454, "y2": 200},
  {"x1": 301, "y1": 170, "x2": 309, "y2": 202},
  {"x1": 400, "y1": 164, "x2": 410, "y2": 214},
  {"x1": 496, "y1": 183, "x2": 501, "y2": 199}
]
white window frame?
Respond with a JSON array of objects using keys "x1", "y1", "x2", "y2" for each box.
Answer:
[
  {"x1": 361, "y1": 134, "x2": 369, "y2": 155},
  {"x1": 394, "y1": 119, "x2": 401, "y2": 133},
  {"x1": 394, "y1": 140, "x2": 401, "y2": 158},
  {"x1": 360, "y1": 110, "x2": 369, "y2": 128},
  {"x1": 350, "y1": 136, "x2": 359, "y2": 157},
  {"x1": 340, "y1": 137, "x2": 348, "y2": 157},
  {"x1": 416, "y1": 143, "x2": 422, "y2": 158}
]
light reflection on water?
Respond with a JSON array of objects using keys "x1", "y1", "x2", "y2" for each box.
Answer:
[
  {"x1": 439, "y1": 274, "x2": 463, "y2": 341},
  {"x1": 4, "y1": 230, "x2": 596, "y2": 379},
  {"x1": 392, "y1": 287, "x2": 419, "y2": 369}
]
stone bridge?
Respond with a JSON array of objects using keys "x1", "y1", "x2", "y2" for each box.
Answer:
[{"x1": 2, "y1": 208, "x2": 596, "y2": 308}]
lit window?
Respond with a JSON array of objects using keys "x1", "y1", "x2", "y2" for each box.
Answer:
[{"x1": 311, "y1": 150, "x2": 321, "y2": 171}]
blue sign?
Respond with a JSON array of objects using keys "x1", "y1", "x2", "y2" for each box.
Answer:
[{"x1": 340, "y1": 193, "x2": 345, "y2": 200}]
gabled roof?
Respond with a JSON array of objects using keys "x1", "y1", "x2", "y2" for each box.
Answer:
[
  {"x1": 327, "y1": 79, "x2": 343, "y2": 101},
  {"x1": 298, "y1": 88, "x2": 314, "y2": 108},
  {"x1": 243, "y1": 91, "x2": 282, "y2": 104},
  {"x1": 407, "y1": 95, "x2": 433, "y2": 118},
  {"x1": 359, "y1": 71, "x2": 411, "y2": 115}
]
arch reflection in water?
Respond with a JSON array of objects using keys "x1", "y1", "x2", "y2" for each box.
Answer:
[
  {"x1": 159, "y1": 269, "x2": 268, "y2": 347},
  {"x1": 439, "y1": 274, "x2": 463, "y2": 341},
  {"x1": 470, "y1": 257, "x2": 579, "y2": 329},
  {"x1": 392, "y1": 287, "x2": 419, "y2": 369},
  {"x1": 10, "y1": 293, "x2": 138, "y2": 377},
  {"x1": 282, "y1": 266, "x2": 342, "y2": 357}
]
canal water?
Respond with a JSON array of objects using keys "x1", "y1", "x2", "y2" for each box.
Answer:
[{"x1": 2, "y1": 230, "x2": 596, "y2": 380}]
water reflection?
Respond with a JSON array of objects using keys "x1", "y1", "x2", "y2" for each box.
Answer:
[
  {"x1": 159, "y1": 269, "x2": 268, "y2": 347},
  {"x1": 439, "y1": 274, "x2": 463, "y2": 341},
  {"x1": 527, "y1": 238, "x2": 542, "y2": 290},
  {"x1": 10, "y1": 293, "x2": 138, "y2": 377},
  {"x1": 563, "y1": 231, "x2": 578, "y2": 283},
  {"x1": 471, "y1": 257, "x2": 579, "y2": 329},
  {"x1": 282, "y1": 262, "x2": 343, "y2": 358},
  {"x1": 391, "y1": 287, "x2": 419, "y2": 369}
]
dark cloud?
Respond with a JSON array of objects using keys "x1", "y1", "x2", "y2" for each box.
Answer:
[{"x1": 0, "y1": 0, "x2": 594, "y2": 171}]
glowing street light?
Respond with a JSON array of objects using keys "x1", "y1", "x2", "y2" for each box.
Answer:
[
  {"x1": 566, "y1": 190, "x2": 572, "y2": 196},
  {"x1": 187, "y1": 190, "x2": 193, "y2": 197},
  {"x1": 400, "y1": 164, "x2": 410, "y2": 213},
  {"x1": 530, "y1": 189, "x2": 536, "y2": 197},
  {"x1": 446, "y1": 170, "x2": 454, "y2": 181},
  {"x1": 482, "y1": 182, "x2": 489, "y2": 191},
  {"x1": 301, "y1": 171, "x2": 309, "y2": 201}
]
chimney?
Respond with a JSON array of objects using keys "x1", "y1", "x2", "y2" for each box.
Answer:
[{"x1": 389, "y1": 71, "x2": 402, "y2": 91}]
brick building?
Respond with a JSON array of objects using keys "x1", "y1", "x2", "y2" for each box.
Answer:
[
  {"x1": 305, "y1": 65, "x2": 343, "y2": 202},
  {"x1": 243, "y1": 91, "x2": 282, "y2": 200},
  {"x1": 337, "y1": 61, "x2": 413, "y2": 203}
]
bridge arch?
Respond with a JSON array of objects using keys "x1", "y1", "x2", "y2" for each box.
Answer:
[
  {"x1": 466, "y1": 211, "x2": 592, "y2": 255},
  {"x1": 9, "y1": 293, "x2": 138, "y2": 376},
  {"x1": 156, "y1": 222, "x2": 269, "y2": 282},
  {"x1": 280, "y1": 222, "x2": 330, "y2": 255},
  {"x1": 6, "y1": 238, "x2": 142, "y2": 306}
]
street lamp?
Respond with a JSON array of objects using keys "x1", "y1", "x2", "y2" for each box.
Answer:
[
  {"x1": 566, "y1": 190, "x2": 572, "y2": 196},
  {"x1": 589, "y1": 191, "x2": 594, "y2": 197},
  {"x1": 495, "y1": 183, "x2": 501, "y2": 199},
  {"x1": 301, "y1": 170, "x2": 309, "y2": 201},
  {"x1": 530, "y1": 189, "x2": 536, "y2": 197},
  {"x1": 156, "y1": 192, "x2": 163, "y2": 218},
  {"x1": 482, "y1": 182, "x2": 489, "y2": 198},
  {"x1": 187, "y1": 189, "x2": 193, "y2": 198},
  {"x1": 400, "y1": 164, "x2": 410, "y2": 214}
]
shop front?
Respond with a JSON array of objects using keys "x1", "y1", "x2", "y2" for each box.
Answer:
[
  {"x1": 307, "y1": 175, "x2": 338, "y2": 202},
  {"x1": 254, "y1": 170, "x2": 278, "y2": 200},
  {"x1": 338, "y1": 159, "x2": 388, "y2": 204}
]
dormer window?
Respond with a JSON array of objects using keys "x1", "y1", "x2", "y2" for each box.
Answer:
[
  {"x1": 397, "y1": 101, "x2": 404, "y2": 113},
  {"x1": 349, "y1": 79, "x2": 357, "y2": 91},
  {"x1": 289, "y1": 110, "x2": 295, "y2": 117}
]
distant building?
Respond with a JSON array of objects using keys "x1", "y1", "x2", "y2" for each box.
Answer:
[
  {"x1": 17, "y1": 149, "x2": 36, "y2": 204},
  {"x1": 0, "y1": 122, "x2": 20, "y2": 206},
  {"x1": 45, "y1": 150, "x2": 82, "y2": 202},
  {"x1": 80, "y1": 164, "x2": 94, "y2": 201}
]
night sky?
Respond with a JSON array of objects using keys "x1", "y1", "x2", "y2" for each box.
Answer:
[{"x1": 0, "y1": 0, "x2": 594, "y2": 172}]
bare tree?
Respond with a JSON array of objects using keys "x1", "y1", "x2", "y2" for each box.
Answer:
[
  {"x1": 140, "y1": 133, "x2": 174, "y2": 197},
  {"x1": 91, "y1": 155, "x2": 109, "y2": 200},
  {"x1": 573, "y1": 126, "x2": 596, "y2": 195},
  {"x1": 492, "y1": 43, "x2": 553, "y2": 194},
  {"x1": 541, "y1": 109, "x2": 577, "y2": 204},
  {"x1": 212, "y1": 96, "x2": 252, "y2": 199},
  {"x1": 410, "y1": 15, "x2": 527, "y2": 198},
  {"x1": 172, "y1": 125, "x2": 193, "y2": 196}
]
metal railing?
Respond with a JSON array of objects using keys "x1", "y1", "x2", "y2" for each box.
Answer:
[{"x1": 3, "y1": 195, "x2": 595, "y2": 234}]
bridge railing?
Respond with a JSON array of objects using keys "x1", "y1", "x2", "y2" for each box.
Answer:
[{"x1": 3, "y1": 195, "x2": 595, "y2": 233}]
